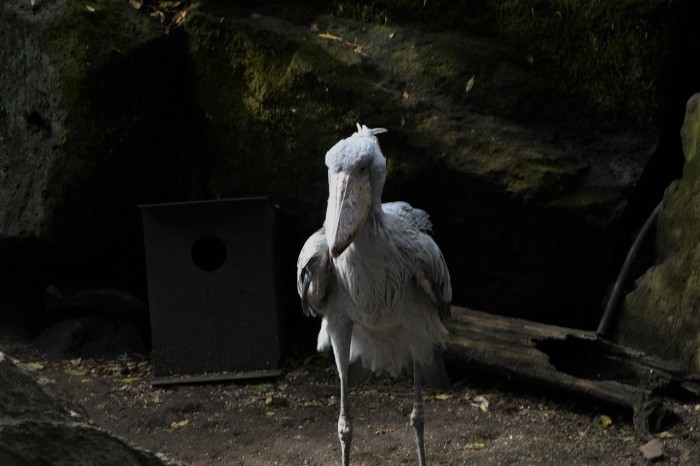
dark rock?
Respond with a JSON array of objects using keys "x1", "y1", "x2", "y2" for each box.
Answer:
[
  {"x1": 0, "y1": 352, "x2": 177, "y2": 466},
  {"x1": 0, "y1": 352, "x2": 81, "y2": 422},
  {"x1": 617, "y1": 94, "x2": 700, "y2": 373},
  {"x1": 639, "y1": 438, "x2": 664, "y2": 461},
  {"x1": 45, "y1": 284, "x2": 147, "y2": 320},
  {"x1": 0, "y1": 0, "x2": 191, "y2": 286},
  {"x1": 33, "y1": 316, "x2": 147, "y2": 359}
]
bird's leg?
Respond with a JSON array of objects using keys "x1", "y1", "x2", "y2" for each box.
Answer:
[
  {"x1": 411, "y1": 359, "x2": 427, "y2": 466},
  {"x1": 330, "y1": 321, "x2": 353, "y2": 466}
]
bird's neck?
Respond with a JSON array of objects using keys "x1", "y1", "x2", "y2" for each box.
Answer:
[
  {"x1": 360, "y1": 203, "x2": 385, "y2": 239},
  {"x1": 361, "y1": 170, "x2": 385, "y2": 238}
]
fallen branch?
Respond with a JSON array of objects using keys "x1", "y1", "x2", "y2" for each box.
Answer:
[
  {"x1": 317, "y1": 32, "x2": 366, "y2": 56},
  {"x1": 445, "y1": 307, "x2": 700, "y2": 438}
]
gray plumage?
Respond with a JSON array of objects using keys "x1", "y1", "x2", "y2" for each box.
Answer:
[{"x1": 296, "y1": 124, "x2": 452, "y2": 466}]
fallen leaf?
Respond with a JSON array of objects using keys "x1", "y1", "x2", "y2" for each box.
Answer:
[
  {"x1": 598, "y1": 414, "x2": 613, "y2": 428},
  {"x1": 465, "y1": 74, "x2": 475, "y2": 94},
  {"x1": 265, "y1": 411, "x2": 275, "y2": 417},
  {"x1": 70, "y1": 358, "x2": 82, "y2": 366},
  {"x1": 151, "y1": 9, "x2": 165, "y2": 22},
  {"x1": 129, "y1": 0, "x2": 143, "y2": 9},
  {"x1": 65, "y1": 368, "x2": 88, "y2": 376},
  {"x1": 464, "y1": 442, "x2": 485, "y2": 450},
  {"x1": 402, "y1": 90, "x2": 410, "y2": 99},
  {"x1": 173, "y1": 9, "x2": 187, "y2": 25},
  {"x1": 265, "y1": 396, "x2": 273, "y2": 405},
  {"x1": 389, "y1": 31, "x2": 396, "y2": 39},
  {"x1": 120, "y1": 377, "x2": 142, "y2": 384},
  {"x1": 317, "y1": 32, "x2": 366, "y2": 56},
  {"x1": 433, "y1": 393, "x2": 451, "y2": 401},
  {"x1": 86, "y1": 5, "x2": 95, "y2": 13},
  {"x1": 470, "y1": 395, "x2": 489, "y2": 412},
  {"x1": 656, "y1": 431, "x2": 674, "y2": 438},
  {"x1": 318, "y1": 32, "x2": 343, "y2": 42},
  {"x1": 25, "y1": 362, "x2": 45, "y2": 371},
  {"x1": 159, "y1": 1, "x2": 182, "y2": 8},
  {"x1": 170, "y1": 419, "x2": 189, "y2": 429}
]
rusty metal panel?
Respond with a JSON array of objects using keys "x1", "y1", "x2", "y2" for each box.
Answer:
[{"x1": 140, "y1": 197, "x2": 282, "y2": 385}]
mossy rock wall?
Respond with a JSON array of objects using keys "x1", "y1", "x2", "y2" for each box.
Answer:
[
  {"x1": 182, "y1": 3, "x2": 670, "y2": 327},
  {"x1": 617, "y1": 94, "x2": 700, "y2": 373},
  {"x1": 0, "y1": 0, "x2": 192, "y2": 288},
  {"x1": 313, "y1": 0, "x2": 677, "y2": 125},
  {"x1": 183, "y1": 12, "x2": 400, "y2": 227},
  {"x1": 0, "y1": 0, "x2": 696, "y2": 332}
]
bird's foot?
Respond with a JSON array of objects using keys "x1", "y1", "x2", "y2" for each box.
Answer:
[
  {"x1": 338, "y1": 413, "x2": 353, "y2": 466},
  {"x1": 410, "y1": 402, "x2": 424, "y2": 431},
  {"x1": 411, "y1": 402, "x2": 426, "y2": 466}
]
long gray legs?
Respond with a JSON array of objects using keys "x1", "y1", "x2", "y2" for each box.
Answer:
[
  {"x1": 411, "y1": 360, "x2": 427, "y2": 466},
  {"x1": 330, "y1": 321, "x2": 353, "y2": 466},
  {"x1": 330, "y1": 325, "x2": 429, "y2": 466}
]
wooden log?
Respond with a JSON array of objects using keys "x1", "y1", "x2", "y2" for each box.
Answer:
[{"x1": 444, "y1": 307, "x2": 700, "y2": 438}]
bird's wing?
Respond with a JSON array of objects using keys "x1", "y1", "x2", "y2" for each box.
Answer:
[
  {"x1": 382, "y1": 202, "x2": 433, "y2": 233},
  {"x1": 413, "y1": 231, "x2": 452, "y2": 320},
  {"x1": 296, "y1": 228, "x2": 332, "y2": 317},
  {"x1": 384, "y1": 203, "x2": 452, "y2": 320}
]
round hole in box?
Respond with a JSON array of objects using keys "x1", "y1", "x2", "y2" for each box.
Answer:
[{"x1": 191, "y1": 235, "x2": 227, "y2": 271}]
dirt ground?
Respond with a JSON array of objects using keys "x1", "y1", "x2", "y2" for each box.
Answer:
[{"x1": 2, "y1": 331, "x2": 700, "y2": 466}]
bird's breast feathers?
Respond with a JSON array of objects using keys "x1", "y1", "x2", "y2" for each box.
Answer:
[{"x1": 333, "y1": 232, "x2": 415, "y2": 321}]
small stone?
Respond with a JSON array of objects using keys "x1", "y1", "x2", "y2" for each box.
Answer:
[{"x1": 639, "y1": 438, "x2": 664, "y2": 461}]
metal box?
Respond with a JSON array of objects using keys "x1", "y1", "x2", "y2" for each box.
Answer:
[{"x1": 140, "y1": 198, "x2": 282, "y2": 385}]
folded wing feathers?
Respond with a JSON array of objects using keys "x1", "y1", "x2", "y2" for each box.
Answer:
[
  {"x1": 296, "y1": 228, "x2": 331, "y2": 317},
  {"x1": 382, "y1": 201, "x2": 433, "y2": 233},
  {"x1": 385, "y1": 202, "x2": 452, "y2": 321}
]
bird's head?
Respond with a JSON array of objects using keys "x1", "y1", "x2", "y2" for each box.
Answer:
[{"x1": 324, "y1": 124, "x2": 388, "y2": 259}]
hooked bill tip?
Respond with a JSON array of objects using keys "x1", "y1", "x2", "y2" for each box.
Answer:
[{"x1": 329, "y1": 241, "x2": 349, "y2": 259}]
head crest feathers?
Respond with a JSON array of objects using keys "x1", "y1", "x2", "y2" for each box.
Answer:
[{"x1": 354, "y1": 123, "x2": 388, "y2": 137}]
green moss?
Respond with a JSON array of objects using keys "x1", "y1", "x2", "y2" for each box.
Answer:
[
  {"x1": 41, "y1": 1, "x2": 164, "y2": 229},
  {"x1": 32, "y1": 0, "x2": 192, "y2": 269},
  {"x1": 621, "y1": 244, "x2": 700, "y2": 369},
  {"x1": 183, "y1": 10, "x2": 405, "y2": 228},
  {"x1": 491, "y1": 0, "x2": 672, "y2": 125},
  {"x1": 330, "y1": 0, "x2": 495, "y2": 32},
  {"x1": 44, "y1": 1, "x2": 157, "y2": 122},
  {"x1": 619, "y1": 95, "x2": 700, "y2": 371},
  {"x1": 327, "y1": 0, "x2": 674, "y2": 125}
]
